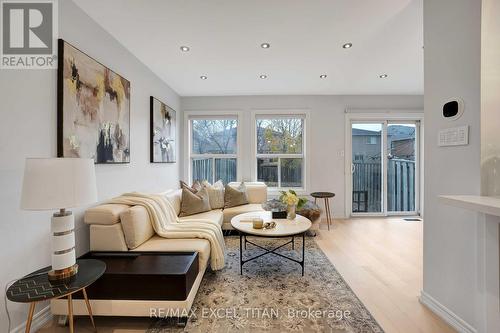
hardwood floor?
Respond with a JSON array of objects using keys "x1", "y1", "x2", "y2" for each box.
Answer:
[
  {"x1": 315, "y1": 217, "x2": 456, "y2": 333},
  {"x1": 40, "y1": 217, "x2": 455, "y2": 333}
]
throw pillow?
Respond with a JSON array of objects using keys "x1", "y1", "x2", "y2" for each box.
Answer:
[
  {"x1": 192, "y1": 180, "x2": 203, "y2": 192},
  {"x1": 179, "y1": 187, "x2": 212, "y2": 217},
  {"x1": 179, "y1": 180, "x2": 203, "y2": 193},
  {"x1": 202, "y1": 180, "x2": 225, "y2": 209},
  {"x1": 179, "y1": 180, "x2": 196, "y2": 193},
  {"x1": 224, "y1": 182, "x2": 249, "y2": 208}
]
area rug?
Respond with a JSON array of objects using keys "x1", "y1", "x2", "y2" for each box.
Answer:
[{"x1": 148, "y1": 236, "x2": 384, "y2": 333}]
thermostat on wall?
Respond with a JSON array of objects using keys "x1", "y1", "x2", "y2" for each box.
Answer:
[
  {"x1": 438, "y1": 125, "x2": 469, "y2": 147},
  {"x1": 443, "y1": 98, "x2": 464, "y2": 120}
]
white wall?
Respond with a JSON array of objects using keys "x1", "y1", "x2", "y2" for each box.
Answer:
[
  {"x1": 0, "y1": 0, "x2": 181, "y2": 330},
  {"x1": 481, "y1": 0, "x2": 500, "y2": 196},
  {"x1": 480, "y1": 1, "x2": 500, "y2": 331},
  {"x1": 422, "y1": 0, "x2": 482, "y2": 330},
  {"x1": 182, "y1": 95, "x2": 423, "y2": 217}
]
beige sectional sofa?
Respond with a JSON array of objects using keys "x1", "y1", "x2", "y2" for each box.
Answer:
[{"x1": 51, "y1": 182, "x2": 267, "y2": 318}]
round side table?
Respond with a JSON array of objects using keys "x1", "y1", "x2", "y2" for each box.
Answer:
[
  {"x1": 7, "y1": 259, "x2": 106, "y2": 333},
  {"x1": 310, "y1": 192, "x2": 335, "y2": 230}
]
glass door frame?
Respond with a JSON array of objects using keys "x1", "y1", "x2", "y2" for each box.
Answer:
[
  {"x1": 344, "y1": 111, "x2": 424, "y2": 218},
  {"x1": 350, "y1": 121, "x2": 386, "y2": 216},
  {"x1": 386, "y1": 120, "x2": 420, "y2": 216}
]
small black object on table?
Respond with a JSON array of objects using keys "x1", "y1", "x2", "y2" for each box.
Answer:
[
  {"x1": 310, "y1": 192, "x2": 335, "y2": 230},
  {"x1": 6, "y1": 259, "x2": 105, "y2": 333}
]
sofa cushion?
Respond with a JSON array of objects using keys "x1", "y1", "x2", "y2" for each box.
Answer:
[
  {"x1": 120, "y1": 206, "x2": 155, "y2": 249},
  {"x1": 227, "y1": 182, "x2": 267, "y2": 204},
  {"x1": 132, "y1": 236, "x2": 211, "y2": 271},
  {"x1": 84, "y1": 204, "x2": 130, "y2": 225},
  {"x1": 179, "y1": 209, "x2": 223, "y2": 226},
  {"x1": 224, "y1": 183, "x2": 249, "y2": 208},
  {"x1": 164, "y1": 189, "x2": 182, "y2": 216},
  {"x1": 223, "y1": 203, "x2": 265, "y2": 224},
  {"x1": 202, "y1": 180, "x2": 225, "y2": 209},
  {"x1": 179, "y1": 187, "x2": 211, "y2": 217}
]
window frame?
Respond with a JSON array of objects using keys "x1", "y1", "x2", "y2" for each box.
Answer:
[
  {"x1": 251, "y1": 109, "x2": 310, "y2": 194},
  {"x1": 184, "y1": 111, "x2": 242, "y2": 184}
]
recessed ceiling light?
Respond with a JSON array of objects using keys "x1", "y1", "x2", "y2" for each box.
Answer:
[
  {"x1": 259, "y1": 74, "x2": 267, "y2": 79},
  {"x1": 379, "y1": 74, "x2": 388, "y2": 78},
  {"x1": 320, "y1": 74, "x2": 327, "y2": 79},
  {"x1": 342, "y1": 43, "x2": 353, "y2": 49},
  {"x1": 200, "y1": 75, "x2": 208, "y2": 80},
  {"x1": 180, "y1": 46, "x2": 190, "y2": 52},
  {"x1": 261, "y1": 43, "x2": 271, "y2": 49}
]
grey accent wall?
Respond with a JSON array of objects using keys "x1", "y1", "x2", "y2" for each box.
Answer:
[{"x1": 0, "y1": 0, "x2": 181, "y2": 329}]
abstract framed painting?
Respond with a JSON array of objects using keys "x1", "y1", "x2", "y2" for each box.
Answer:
[
  {"x1": 150, "y1": 96, "x2": 176, "y2": 163},
  {"x1": 57, "y1": 39, "x2": 130, "y2": 164}
]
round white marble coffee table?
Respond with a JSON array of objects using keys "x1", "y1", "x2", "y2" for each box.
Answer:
[{"x1": 231, "y1": 211, "x2": 312, "y2": 276}]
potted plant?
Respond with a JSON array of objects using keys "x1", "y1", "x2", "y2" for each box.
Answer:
[{"x1": 279, "y1": 190, "x2": 307, "y2": 220}]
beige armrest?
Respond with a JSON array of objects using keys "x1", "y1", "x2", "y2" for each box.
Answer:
[{"x1": 90, "y1": 224, "x2": 128, "y2": 251}]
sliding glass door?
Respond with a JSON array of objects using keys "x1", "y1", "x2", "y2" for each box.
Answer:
[
  {"x1": 351, "y1": 123, "x2": 383, "y2": 213},
  {"x1": 350, "y1": 121, "x2": 419, "y2": 216},
  {"x1": 387, "y1": 123, "x2": 417, "y2": 214}
]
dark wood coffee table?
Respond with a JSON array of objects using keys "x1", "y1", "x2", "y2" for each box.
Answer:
[{"x1": 79, "y1": 252, "x2": 199, "y2": 301}]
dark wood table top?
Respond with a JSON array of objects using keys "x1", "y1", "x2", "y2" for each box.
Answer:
[
  {"x1": 84, "y1": 252, "x2": 198, "y2": 275},
  {"x1": 7, "y1": 259, "x2": 105, "y2": 303},
  {"x1": 310, "y1": 192, "x2": 336, "y2": 198}
]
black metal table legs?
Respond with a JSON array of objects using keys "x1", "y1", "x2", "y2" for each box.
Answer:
[{"x1": 239, "y1": 232, "x2": 306, "y2": 276}]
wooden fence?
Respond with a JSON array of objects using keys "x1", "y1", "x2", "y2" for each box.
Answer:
[
  {"x1": 353, "y1": 159, "x2": 415, "y2": 213},
  {"x1": 387, "y1": 159, "x2": 416, "y2": 212}
]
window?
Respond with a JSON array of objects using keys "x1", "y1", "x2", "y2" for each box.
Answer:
[
  {"x1": 190, "y1": 117, "x2": 238, "y2": 184},
  {"x1": 366, "y1": 136, "x2": 377, "y2": 145},
  {"x1": 255, "y1": 116, "x2": 305, "y2": 188}
]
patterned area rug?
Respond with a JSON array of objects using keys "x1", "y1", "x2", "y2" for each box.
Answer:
[{"x1": 148, "y1": 236, "x2": 383, "y2": 333}]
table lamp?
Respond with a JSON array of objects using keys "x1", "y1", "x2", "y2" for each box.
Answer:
[{"x1": 20, "y1": 158, "x2": 97, "y2": 281}]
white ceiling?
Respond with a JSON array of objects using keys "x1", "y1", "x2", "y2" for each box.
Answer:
[{"x1": 73, "y1": 0, "x2": 423, "y2": 96}]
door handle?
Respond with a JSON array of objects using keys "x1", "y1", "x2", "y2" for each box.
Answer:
[{"x1": 351, "y1": 164, "x2": 355, "y2": 173}]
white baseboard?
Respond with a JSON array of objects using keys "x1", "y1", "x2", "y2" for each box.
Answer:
[
  {"x1": 419, "y1": 290, "x2": 476, "y2": 333},
  {"x1": 11, "y1": 305, "x2": 53, "y2": 333}
]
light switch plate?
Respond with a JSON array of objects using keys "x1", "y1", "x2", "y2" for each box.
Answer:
[{"x1": 438, "y1": 125, "x2": 469, "y2": 147}]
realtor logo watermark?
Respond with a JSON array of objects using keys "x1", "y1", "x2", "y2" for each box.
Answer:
[{"x1": 1, "y1": 0, "x2": 58, "y2": 69}]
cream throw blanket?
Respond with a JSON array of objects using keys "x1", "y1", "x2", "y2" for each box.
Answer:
[{"x1": 109, "y1": 192, "x2": 226, "y2": 270}]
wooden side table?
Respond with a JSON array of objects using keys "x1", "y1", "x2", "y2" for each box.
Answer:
[
  {"x1": 7, "y1": 259, "x2": 106, "y2": 333},
  {"x1": 310, "y1": 192, "x2": 335, "y2": 230}
]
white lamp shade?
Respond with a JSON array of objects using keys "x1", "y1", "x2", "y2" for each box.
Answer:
[{"x1": 21, "y1": 158, "x2": 97, "y2": 210}]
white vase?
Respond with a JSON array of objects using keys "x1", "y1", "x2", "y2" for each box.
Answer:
[{"x1": 287, "y1": 204, "x2": 296, "y2": 220}]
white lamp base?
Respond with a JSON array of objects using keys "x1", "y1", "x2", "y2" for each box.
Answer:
[{"x1": 50, "y1": 210, "x2": 78, "y2": 281}]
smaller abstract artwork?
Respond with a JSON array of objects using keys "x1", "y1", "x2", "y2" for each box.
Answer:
[{"x1": 150, "y1": 96, "x2": 176, "y2": 163}]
